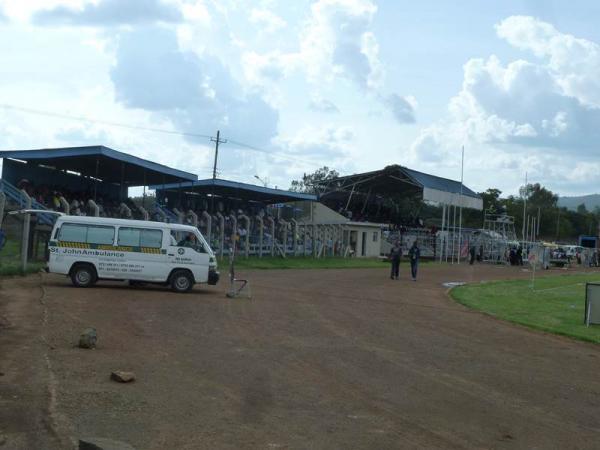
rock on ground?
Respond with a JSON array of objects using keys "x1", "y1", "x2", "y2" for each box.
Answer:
[
  {"x1": 78, "y1": 328, "x2": 97, "y2": 349},
  {"x1": 110, "y1": 371, "x2": 135, "y2": 383},
  {"x1": 79, "y1": 436, "x2": 136, "y2": 450}
]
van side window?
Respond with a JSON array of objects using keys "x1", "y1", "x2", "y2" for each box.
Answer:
[
  {"x1": 118, "y1": 227, "x2": 163, "y2": 248},
  {"x1": 140, "y1": 229, "x2": 163, "y2": 248},
  {"x1": 59, "y1": 224, "x2": 87, "y2": 243},
  {"x1": 87, "y1": 226, "x2": 115, "y2": 245},
  {"x1": 58, "y1": 223, "x2": 115, "y2": 245}
]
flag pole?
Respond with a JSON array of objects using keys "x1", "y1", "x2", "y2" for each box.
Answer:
[{"x1": 457, "y1": 145, "x2": 464, "y2": 264}]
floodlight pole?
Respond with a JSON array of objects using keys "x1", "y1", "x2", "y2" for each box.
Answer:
[
  {"x1": 521, "y1": 172, "x2": 527, "y2": 247},
  {"x1": 439, "y1": 203, "x2": 446, "y2": 263},
  {"x1": 457, "y1": 145, "x2": 464, "y2": 264}
]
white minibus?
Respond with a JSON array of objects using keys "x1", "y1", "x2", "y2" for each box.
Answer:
[{"x1": 47, "y1": 215, "x2": 219, "y2": 292}]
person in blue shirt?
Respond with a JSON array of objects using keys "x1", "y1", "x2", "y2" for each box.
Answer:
[{"x1": 408, "y1": 240, "x2": 420, "y2": 281}]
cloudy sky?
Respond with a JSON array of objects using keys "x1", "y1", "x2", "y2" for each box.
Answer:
[{"x1": 1, "y1": 0, "x2": 599, "y2": 196}]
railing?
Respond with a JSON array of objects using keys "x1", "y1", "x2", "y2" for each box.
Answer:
[
  {"x1": 0, "y1": 179, "x2": 55, "y2": 225},
  {"x1": 154, "y1": 203, "x2": 178, "y2": 223}
]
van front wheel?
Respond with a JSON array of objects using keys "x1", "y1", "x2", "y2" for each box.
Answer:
[
  {"x1": 170, "y1": 270, "x2": 193, "y2": 293},
  {"x1": 70, "y1": 264, "x2": 97, "y2": 288}
]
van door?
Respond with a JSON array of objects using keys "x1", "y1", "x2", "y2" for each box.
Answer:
[
  {"x1": 167, "y1": 231, "x2": 210, "y2": 283},
  {"x1": 116, "y1": 226, "x2": 167, "y2": 281}
]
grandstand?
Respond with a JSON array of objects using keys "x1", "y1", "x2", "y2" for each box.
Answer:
[
  {"x1": 0, "y1": 146, "x2": 196, "y2": 259},
  {"x1": 0, "y1": 147, "x2": 492, "y2": 261},
  {"x1": 317, "y1": 164, "x2": 483, "y2": 259},
  {"x1": 152, "y1": 179, "x2": 321, "y2": 258}
]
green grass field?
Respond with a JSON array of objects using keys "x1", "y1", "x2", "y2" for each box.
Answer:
[
  {"x1": 451, "y1": 273, "x2": 600, "y2": 344},
  {"x1": 218, "y1": 256, "x2": 392, "y2": 270},
  {"x1": 0, "y1": 239, "x2": 45, "y2": 276}
]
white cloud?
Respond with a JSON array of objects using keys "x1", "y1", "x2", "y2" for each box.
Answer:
[
  {"x1": 179, "y1": 0, "x2": 210, "y2": 24},
  {"x1": 275, "y1": 124, "x2": 354, "y2": 159},
  {"x1": 309, "y1": 95, "x2": 339, "y2": 113},
  {"x1": 298, "y1": 0, "x2": 379, "y2": 90},
  {"x1": 242, "y1": 50, "x2": 289, "y2": 85},
  {"x1": 241, "y1": 0, "x2": 416, "y2": 124},
  {"x1": 384, "y1": 93, "x2": 416, "y2": 124},
  {"x1": 249, "y1": 8, "x2": 286, "y2": 33},
  {"x1": 110, "y1": 26, "x2": 279, "y2": 148},
  {"x1": 410, "y1": 15, "x2": 600, "y2": 194},
  {"x1": 496, "y1": 16, "x2": 600, "y2": 107},
  {"x1": 240, "y1": 0, "x2": 384, "y2": 90},
  {"x1": 32, "y1": 0, "x2": 183, "y2": 26}
]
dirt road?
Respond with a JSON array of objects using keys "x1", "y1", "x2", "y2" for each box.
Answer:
[{"x1": 2, "y1": 264, "x2": 600, "y2": 449}]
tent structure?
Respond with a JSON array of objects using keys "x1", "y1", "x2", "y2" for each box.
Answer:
[{"x1": 319, "y1": 165, "x2": 482, "y2": 210}]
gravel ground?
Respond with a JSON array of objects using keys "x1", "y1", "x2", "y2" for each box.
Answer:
[{"x1": 2, "y1": 263, "x2": 600, "y2": 449}]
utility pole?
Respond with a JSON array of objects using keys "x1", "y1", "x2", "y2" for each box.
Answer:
[
  {"x1": 211, "y1": 130, "x2": 227, "y2": 180},
  {"x1": 210, "y1": 130, "x2": 227, "y2": 213}
]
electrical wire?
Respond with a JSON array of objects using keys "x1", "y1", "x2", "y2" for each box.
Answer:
[
  {"x1": 0, "y1": 103, "x2": 214, "y2": 140},
  {"x1": 0, "y1": 103, "x2": 326, "y2": 169}
]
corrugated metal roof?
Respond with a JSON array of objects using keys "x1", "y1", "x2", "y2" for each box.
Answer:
[
  {"x1": 402, "y1": 167, "x2": 480, "y2": 199},
  {"x1": 152, "y1": 178, "x2": 317, "y2": 203},
  {"x1": 320, "y1": 164, "x2": 483, "y2": 209},
  {"x1": 0, "y1": 145, "x2": 197, "y2": 184}
]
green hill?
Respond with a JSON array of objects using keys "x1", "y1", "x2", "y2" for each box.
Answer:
[{"x1": 558, "y1": 194, "x2": 600, "y2": 211}]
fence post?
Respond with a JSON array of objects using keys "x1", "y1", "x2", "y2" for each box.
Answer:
[
  {"x1": 216, "y1": 212, "x2": 225, "y2": 258},
  {"x1": 229, "y1": 213, "x2": 237, "y2": 256},
  {"x1": 87, "y1": 199, "x2": 100, "y2": 217},
  {"x1": 0, "y1": 192, "x2": 5, "y2": 229},
  {"x1": 290, "y1": 219, "x2": 298, "y2": 256},
  {"x1": 280, "y1": 219, "x2": 288, "y2": 256},
  {"x1": 59, "y1": 196, "x2": 70, "y2": 215},
  {"x1": 238, "y1": 215, "x2": 250, "y2": 258},
  {"x1": 201, "y1": 211, "x2": 211, "y2": 244},
  {"x1": 20, "y1": 190, "x2": 32, "y2": 273},
  {"x1": 173, "y1": 208, "x2": 185, "y2": 224},
  {"x1": 312, "y1": 224, "x2": 317, "y2": 258},
  {"x1": 267, "y1": 217, "x2": 275, "y2": 256},
  {"x1": 257, "y1": 216, "x2": 264, "y2": 258},
  {"x1": 119, "y1": 203, "x2": 132, "y2": 219},
  {"x1": 138, "y1": 206, "x2": 149, "y2": 221},
  {"x1": 188, "y1": 210, "x2": 198, "y2": 227}
]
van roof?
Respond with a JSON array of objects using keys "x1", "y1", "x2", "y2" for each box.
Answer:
[{"x1": 56, "y1": 215, "x2": 198, "y2": 232}]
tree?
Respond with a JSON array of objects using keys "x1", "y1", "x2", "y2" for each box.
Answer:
[
  {"x1": 480, "y1": 188, "x2": 503, "y2": 214},
  {"x1": 527, "y1": 183, "x2": 558, "y2": 210},
  {"x1": 289, "y1": 166, "x2": 339, "y2": 194}
]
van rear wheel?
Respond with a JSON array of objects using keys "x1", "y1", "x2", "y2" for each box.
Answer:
[
  {"x1": 70, "y1": 264, "x2": 97, "y2": 288},
  {"x1": 170, "y1": 270, "x2": 193, "y2": 293}
]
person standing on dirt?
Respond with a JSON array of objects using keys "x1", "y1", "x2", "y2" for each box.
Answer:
[
  {"x1": 517, "y1": 246, "x2": 523, "y2": 265},
  {"x1": 389, "y1": 241, "x2": 402, "y2": 280},
  {"x1": 408, "y1": 240, "x2": 420, "y2": 281},
  {"x1": 469, "y1": 245, "x2": 476, "y2": 265}
]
